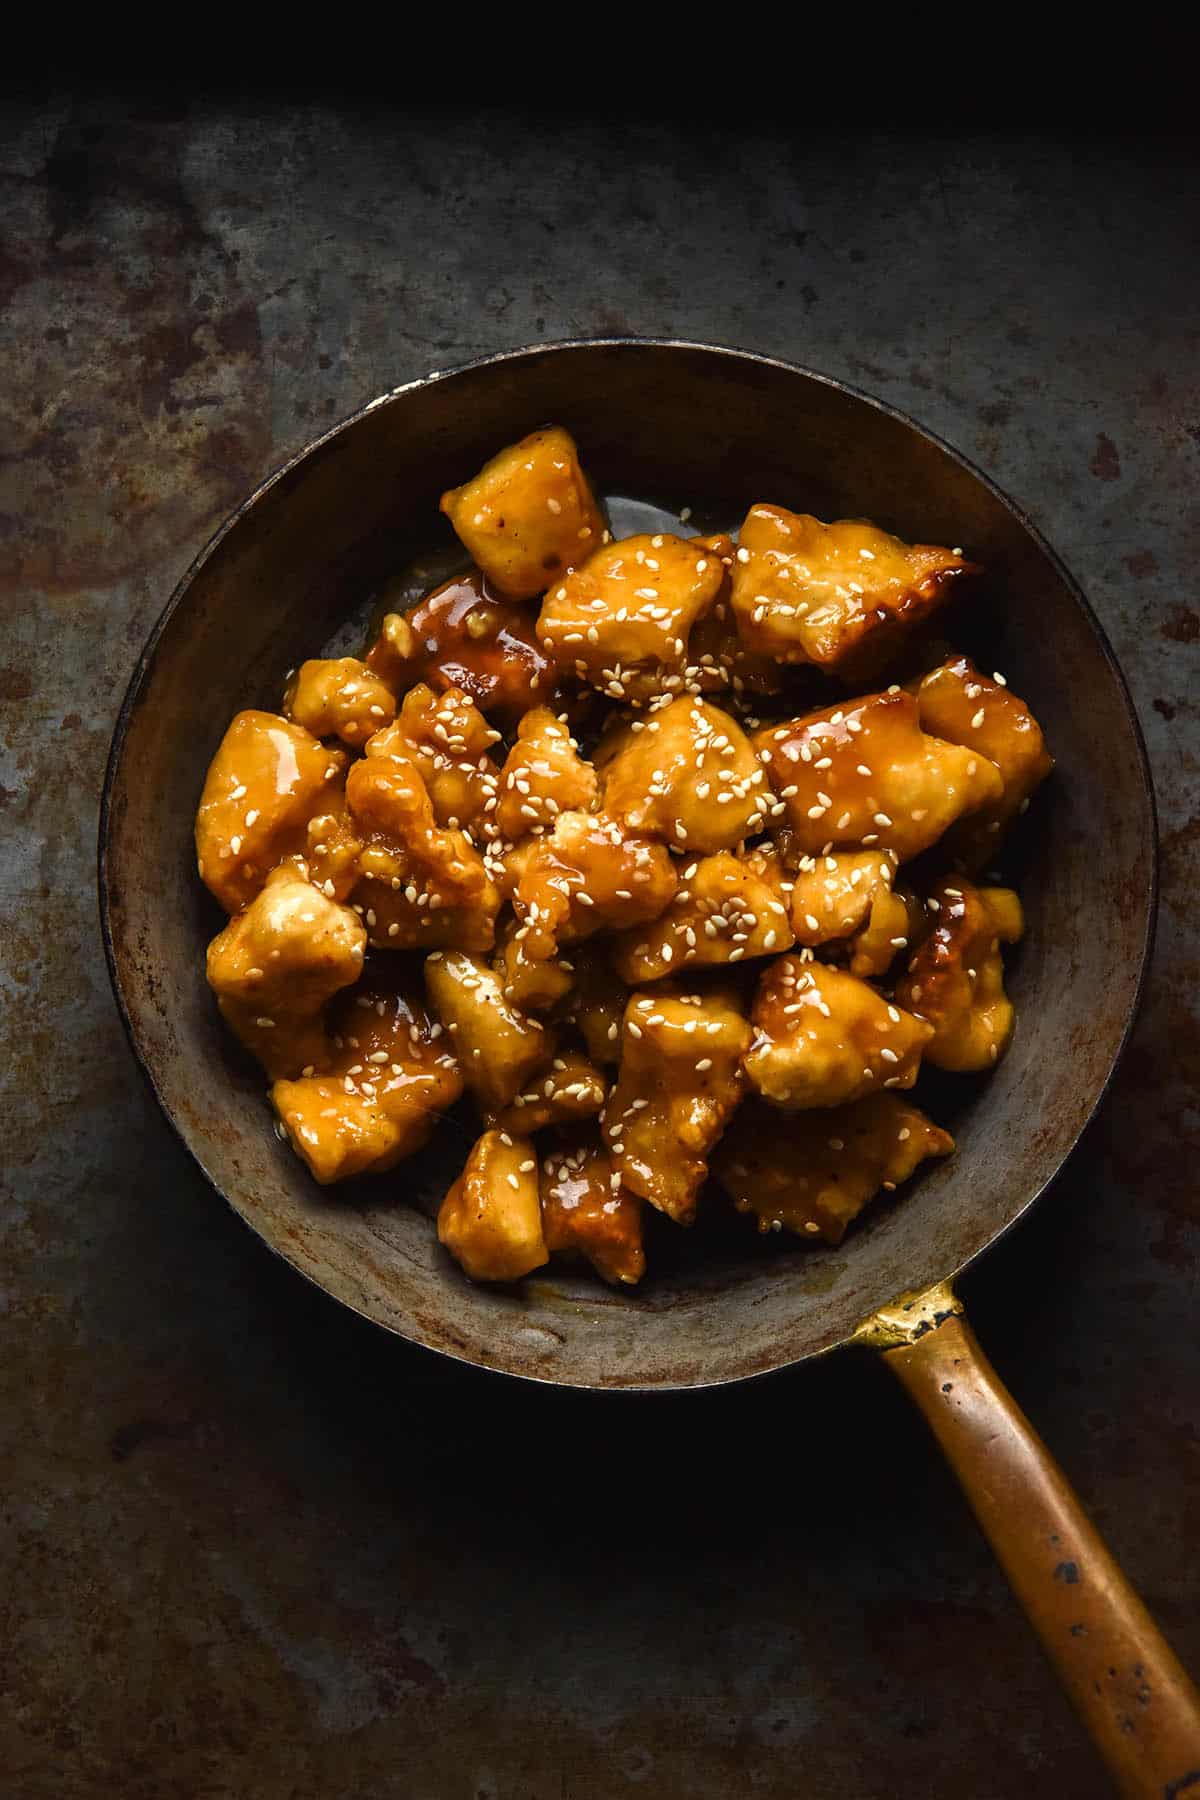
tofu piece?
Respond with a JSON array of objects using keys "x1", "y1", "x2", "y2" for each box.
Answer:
[
  {"x1": 914, "y1": 657, "x2": 1053, "y2": 867},
  {"x1": 602, "y1": 982, "x2": 751, "y2": 1224},
  {"x1": 424, "y1": 949, "x2": 550, "y2": 1111},
  {"x1": 489, "y1": 1049, "x2": 609, "y2": 1135},
  {"x1": 714, "y1": 1094, "x2": 953, "y2": 1244},
  {"x1": 537, "y1": 533, "x2": 723, "y2": 702},
  {"x1": 301, "y1": 803, "x2": 363, "y2": 903},
  {"x1": 557, "y1": 947, "x2": 628, "y2": 1067},
  {"x1": 688, "y1": 531, "x2": 785, "y2": 698},
  {"x1": 495, "y1": 706, "x2": 599, "y2": 841},
  {"x1": 785, "y1": 848, "x2": 913, "y2": 978},
  {"x1": 745, "y1": 958, "x2": 931, "y2": 1109},
  {"x1": 365, "y1": 569, "x2": 558, "y2": 723},
  {"x1": 195, "y1": 710, "x2": 345, "y2": 914},
  {"x1": 206, "y1": 861, "x2": 366, "y2": 1079},
  {"x1": 513, "y1": 812, "x2": 677, "y2": 969},
  {"x1": 730, "y1": 504, "x2": 976, "y2": 676},
  {"x1": 541, "y1": 1135, "x2": 645, "y2": 1286},
  {"x1": 611, "y1": 850, "x2": 795, "y2": 984},
  {"x1": 895, "y1": 878, "x2": 1024, "y2": 1070},
  {"x1": 346, "y1": 755, "x2": 501, "y2": 952},
  {"x1": 365, "y1": 683, "x2": 501, "y2": 834},
  {"x1": 753, "y1": 689, "x2": 1004, "y2": 865},
  {"x1": 598, "y1": 697, "x2": 770, "y2": 853},
  {"x1": 271, "y1": 980, "x2": 464, "y2": 1184},
  {"x1": 440, "y1": 427, "x2": 605, "y2": 601},
  {"x1": 437, "y1": 1130, "x2": 548, "y2": 1281},
  {"x1": 493, "y1": 909, "x2": 576, "y2": 1014},
  {"x1": 283, "y1": 657, "x2": 396, "y2": 749}
]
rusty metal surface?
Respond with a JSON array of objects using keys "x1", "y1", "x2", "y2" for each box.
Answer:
[{"x1": 2, "y1": 102, "x2": 1197, "y2": 1796}]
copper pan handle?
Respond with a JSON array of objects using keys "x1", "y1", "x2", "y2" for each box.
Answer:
[{"x1": 857, "y1": 1283, "x2": 1200, "y2": 1797}]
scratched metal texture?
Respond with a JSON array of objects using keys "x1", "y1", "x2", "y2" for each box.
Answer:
[{"x1": 1, "y1": 102, "x2": 1196, "y2": 1799}]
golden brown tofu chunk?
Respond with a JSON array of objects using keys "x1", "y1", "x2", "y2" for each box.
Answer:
[
  {"x1": 557, "y1": 948, "x2": 628, "y2": 1067},
  {"x1": 689, "y1": 532, "x2": 785, "y2": 698},
  {"x1": 599, "y1": 697, "x2": 770, "y2": 853},
  {"x1": 365, "y1": 569, "x2": 558, "y2": 723},
  {"x1": 346, "y1": 756, "x2": 501, "y2": 952},
  {"x1": 786, "y1": 849, "x2": 913, "y2": 978},
  {"x1": 730, "y1": 504, "x2": 976, "y2": 676},
  {"x1": 440, "y1": 427, "x2": 605, "y2": 601},
  {"x1": 271, "y1": 980, "x2": 463, "y2": 1185},
  {"x1": 602, "y1": 982, "x2": 751, "y2": 1224},
  {"x1": 754, "y1": 689, "x2": 1004, "y2": 865},
  {"x1": 366, "y1": 683, "x2": 501, "y2": 834},
  {"x1": 513, "y1": 811, "x2": 677, "y2": 968},
  {"x1": 301, "y1": 804, "x2": 363, "y2": 903},
  {"x1": 495, "y1": 706, "x2": 599, "y2": 840},
  {"x1": 195, "y1": 710, "x2": 345, "y2": 914},
  {"x1": 745, "y1": 958, "x2": 931, "y2": 1110},
  {"x1": 914, "y1": 656, "x2": 1053, "y2": 866},
  {"x1": 714, "y1": 1094, "x2": 953, "y2": 1244},
  {"x1": 489, "y1": 1049, "x2": 609, "y2": 1135},
  {"x1": 284, "y1": 657, "x2": 396, "y2": 749},
  {"x1": 611, "y1": 850, "x2": 794, "y2": 984},
  {"x1": 205, "y1": 861, "x2": 366, "y2": 1079},
  {"x1": 424, "y1": 948, "x2": 550, "y2": 1111},
  {"x1": 493, "y1": 910, "x2": 575, "y2": 1014},
  {"x1": 437, "y1": 1130, "x2": 548, "y2": 1281},
  {"x1": 537, "y1": 533, "x2": 723, "y2": 702},
  {"x1": 895, "y1": 878, "x2": 1024, "y2": 1070},
  {"x1": 541, "y1": 1135, "x2": 645, "y2": 1286}
]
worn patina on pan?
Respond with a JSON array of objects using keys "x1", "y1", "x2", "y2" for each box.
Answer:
[{"x1": 99, "y1": 341, "x2": 1199, "y2": 1794}]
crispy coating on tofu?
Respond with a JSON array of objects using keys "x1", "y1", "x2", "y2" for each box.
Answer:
[
  {"x1": 366, "y1": 570, "x2": 558, "y2": 722},
  {"x1": 541, "y1": 1135, "x2": 645, "y2": 1286},
  {"x1": 602, "y1": 982, "x2": 751, "y2": 1223},
  {"x1": 785, "y1": 848, "x2": 912, "y2": 978},
  {"x1": 302, "y1": 804, "x2": 362, "y2": 902},
  {"x1": 284, "y1": 657, "x2": 396, "y2": 749},
  {"x1": 895, "y1": 878, "x2": 1024, "y2": 1071},
  {"x1": 495, "y1": 706, "x2": 599, "y2": 840},
  {"x1": 196, "y1": 710, "x2": 346, "y2": 914},
  {"x1": 914, "y1": 656, "x2": 1053, "y2": 866},
  {"x1": 689, "y1": 531, "x2": 785, "y2": 698},
  {"x1": 440, "y1": 427, "x2": 605, "y2": 601},
  {"x1": 424, "y1": 949, "x2": 550, "y2": 1111},
  {"x1": 493, "y1": 908, "x2": 576, "y2": 1014},
  {"x1": 557, "y1": 947, "x2": 628, "y2": 1067},
  {"x1": 598, "y1": 697, "x2": 770, "y2": 853},
  {"x1": 365, "y1": 683, "x2": 501, "y2": 834},
  {"x1": 714, "y1": 1094, "x2": 953, "y2": 1243},
  {"x1": 611, "y1": 850, "x2": 795, "y2": 984},
  {"x1": 437, "y1": 1130, "x2": 548, "y2": 1281},
  {"x1": 271, "y1": 980, "x2": 464, "y2": 1184},
  {"x1": 489, "y1": 1049, "x2": 609, "y2": 1135},
  {"x1": 513, "y1": 812, "x2": 677, "y2": 971},
  {"x1": 745, "y1": 957, "x2": 931, "y2": 1109},
  {"x1": 754, "y1": 689, "x2": 1004, "y2": 865},
  {"x1": 537, "y1": 533, "x2": 723, "y2": 702},
  {"x1": 206, "y1": 861, "x2": 366, "y2": 1078},
  {"x1": 731, "y1": 504, "x2": 976, "y2": 676}
]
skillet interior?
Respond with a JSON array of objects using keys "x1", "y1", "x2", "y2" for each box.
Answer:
[{"x1": 100, "y1": 340, "x2": 1156, "y2": 1389}]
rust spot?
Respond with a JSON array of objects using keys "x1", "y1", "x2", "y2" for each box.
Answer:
[
  {"x1": 1153, "y1": 698, "x2": 1177, "y2": 720},
  {"x1": 59, "y1": 712, "x2": 81, "y2": 731},
  {"x1": 0, "y1": 667, "x2": 33, "y2": 700},
  {"x1": 1161, "y1": 606, "x2": 1200, "y2": 643},
  {"x1": 1090, "y1": 433, "x2": 1121, "y2": 481},
  {"x1": 1123, "y1": 548, "x2": 1158, "y2": 578}
]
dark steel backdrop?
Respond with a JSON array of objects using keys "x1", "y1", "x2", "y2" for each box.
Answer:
[{"x1": 2, "y1": 101, "x2": 1197, "y2": 1798}]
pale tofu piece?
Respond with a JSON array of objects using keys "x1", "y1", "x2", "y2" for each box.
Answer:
[
  {"x1": 346, "y1": 756, "x2": 501, "y2": 952},
  {"x1": 914, "y1": 657, "x2": 1053, "y2": 867},
  {"x1": 745, "y1": 957, "x2": 931, "y2": 1110},
  {"x1": 438, "y1": 1130, "x2": 548, "y2": 1282},
  {"x1": 557, "y1": 947, "x2": 629, "y2": 1067},
  {"x1": 688, "y1": 532, "x2": 785, "y2": 698},
  {"x1": 440, "y1": 427, "x2": 605, "y2": 601},
  {"x1": 753, "y1": 689, "x2": 1004, "y2": 865},
  {"x1": 611, "y1": 850, "x2": 794, "y2": 984},
  {"x1": 598, "y1": 697, "x2": 770, "y2": 853},
  {"x1": 495, "y1": 706, "x2": 599, "y2": 840},
  {"x1": 714, "y1": 1094, "x2": 953, "y2": 1244},
  {"x1": 730, "y1": 504, "x2": 976, "y2": 676},
  {"x1": 785, "y1": 849, "x2": 912, "y2": 978},
  {"x1": 537, "y1": 533, "x2": 723, "y2": 702},
  {"x1": 284, "y1": 657, "x2": 396, "y2": 749},
  {"x1": 302, "y1": 802, "x2": 363, "y2": 902},
  {"x1": 493, "y1": 910, "x2": 576, "y2": 1014},
  {"x1": 895, "y1": 878, "x2": 1024, "y2": 1071},
  {"x1": 365, "y1": 683, "x2": 501, "y2": 834},
  {"x1": 195, "y1": 710, "x2": 345, "y2": 914},
  {"x1": 541, "y1": 1135, "x2": 645, "y2": 1286},
  {"x1": 424, "y1": 949, "x2": 550, "y2": 1111},
  {"x1": 365, "y1": 569, "x2": 558, "y2": 723},
  {"x1": 602, "y1": 982, "x2": 751, "y2": 1224},
  {"x1": 513, "y1": 812, "x2": 677, "y2": 970},
  {"x1": 206, "y1": 861, "x2": 366, "y2": 1079},
  {"x1": 489, "y1": 1049, "x2": 609, "y2": 1135},
  {"x1": 271, "y1": 980, "x2": 464, "y2": 1185}
]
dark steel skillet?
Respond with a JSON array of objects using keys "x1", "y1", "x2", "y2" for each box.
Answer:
[{"x1": 98, "y1": 340, "x2": 1200, "y2": 1794}]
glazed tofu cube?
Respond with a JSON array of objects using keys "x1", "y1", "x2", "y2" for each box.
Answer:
[
  {"x1": 513, "y1": 811, "x2": 677, "y2": 966},
  {"x1": 206, "y1": 861, "x2": 366, "y2": 1079},
  {"x1": 714, "y1": 1094, "x2": 953, "y2": 1244},
  {"x1": 541, "y1": 1135, "x2": 645, "y2": 1286},
  {"x1": 365, "y1": 569, "x2": 558, "y2": 722},
  {"x1": 745, "y1": 958, "x2": 931, "y2": 1110},
  {"x1": 493, "y1": 909, "x2": 576, "y2": 1014},
  {"x1": 688, "y1": 531, "x2": 785, "y2": 698},
  {"x1": 730, "y1": 504, "x2": 976, "y2": 676},
  {"x1": 495, "y1": 706, "x2": 599, "y2": 840},
  {"x1": 440, "y1": 427, "x2": 605, "y2": 601},
  {"x1": 195, "y1": 710, "x2": 345, "y2": 914},
  {"x1": 611, "y1": 850, "x2": 794, "y2": 984},
  {"x1": 914, "y1": 657, "x2": 1053, "y2": 867},
  {"x1": 489, "y1": 1049, "x2": 609, "y2": 1135},
  {"x1": 365, "y1": 683, "x2": 501, "y2": 834},
  {"x1": 537, "y1": 533, "x2": 723, "y2": 702},
  {"x1": 437, "y1": 1130, "x2": 548, "y2": 1281},
  {"x1": 602, "y1": 982, "x2": 751, "y2": 1224},
  {"x1": 753, "y1": 689, "x2": 1004, "y2": 865},
  {"x1": 284, "y1": 657, "x2": 396, "y2": 749},
  {"x1": 557, "y1": 948, "x2": 629, "y2": 1067},
  {"x1": 301, "y1": 803, "x2": 363, "y2": 903},
  {"x1": 895, "y1": 878, "x2": 1024, "y2": 1070},
  {"x1": 786, "y1": 848, "x2": 914, "y2": 979},
  {"x1": 599, "y1": 698, "x2": 770, "y2": 853},
  {"x1": 424, "y1": 948, "x2": 550, "y2": 1111}
]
